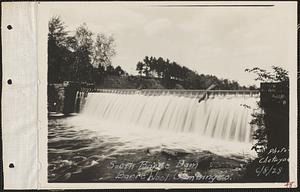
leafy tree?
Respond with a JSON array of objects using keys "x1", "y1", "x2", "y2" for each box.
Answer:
[
  {"x1": 157, "y1": 58, "x2": 164, "y2": 77},
  {"x1": 245, "y1": 66, "x2": 289, "y2": 83},
  {"x1": 48, "y1": 16, "x2": 69, "y2": 47},
  {"x1": 142, "y1": 56, "x2": 151, "y2": 76},
  {"x1": 48, "y1": 16, "x2": 70, "y2": 83},
  {"x1": 93, "y1": 34, "x2": 116, "y2": 68},
  {"x1": 248, "y1": 85, "x2": 258, "y2": 90},
  {"x1": 136, "y1": 56, "x2": 247, "y2": 90},
  {"x1": 72, "y1": 23, "x2": 94, "y2": 82},
  {"x1": 244, "y1": 66, "x2": 289, "y2": 182},
  {"x1": 136, "y1": 61, "x2": 144, "y2": 75},
  {"x1": 245, "y1": 66, "x2": 289, "y2": 156},
  {"x1": 114, "y1": 66, "x2": 125, "y2": 76},
  {"x1": 48, "y1": 16, "x2": 125, "y2": 86},
  {"x1": 105, "y1": 65, "x2": 115, "y2": 75}
]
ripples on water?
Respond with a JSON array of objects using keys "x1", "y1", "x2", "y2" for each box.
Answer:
[
  {"x1": 48, "y1": 115, "x2": 255, "y2": 182},
  {"x1": 48, "y1": 117, "x2": 121, "y2": 182}
]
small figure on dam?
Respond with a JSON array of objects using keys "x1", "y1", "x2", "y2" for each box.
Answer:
[{"x1": 198, "y1": 84, "x2": 216, "y2": 103}]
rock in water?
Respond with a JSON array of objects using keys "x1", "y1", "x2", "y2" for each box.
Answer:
[
  {"x1": 145, "y1": 148, "x2": 161, "y2": 155},
  {"x1": 197, "y1": 156, "x2": 213, "y2": 170},
  {"x1": 177, "y1": 172, "x2": 190, "y2": 180},
  {"x1": 57, "y1": 173, "x2": 72, "y2": 181},
  {"x1": 90, "y1": 160, "x2": 99, "y2": 166},
  {"x1": 195, "y1": 171, "x2": 203, "y2": 177},
  {"x1": 161, "y1": 148, "x2": 190, "y2": 158}
]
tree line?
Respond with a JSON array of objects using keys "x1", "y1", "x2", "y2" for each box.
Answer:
[
  {"x1": 49, "y1": 16, "x2": 253, "y2": 90},
  {"x1": 48, "y1": 16, "x2": 125, "y2": 84},
  {"x1": 136, "y1": 56, "x2": 249, "y2": 90}
]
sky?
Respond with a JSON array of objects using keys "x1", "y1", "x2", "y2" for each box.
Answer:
[{"x1": 41, "y1": 2, "x2": 296, "y2": 86}]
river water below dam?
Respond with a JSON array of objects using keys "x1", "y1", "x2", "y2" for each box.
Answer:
[{"x1": 48, "y1": 91, "x2": 260, "y2": 182}]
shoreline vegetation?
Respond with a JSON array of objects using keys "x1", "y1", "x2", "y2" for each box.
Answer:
[{"x1": 48, "y1": 16, "x2": 257, "y2": 90}]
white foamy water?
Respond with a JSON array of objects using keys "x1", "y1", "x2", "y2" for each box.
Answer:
[{"x1": 68, "y1": 92, "x2": 259, "y2": 157}]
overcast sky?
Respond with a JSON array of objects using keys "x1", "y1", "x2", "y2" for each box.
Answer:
[{"x1": 41, "y1": 2, "x2": 295, "y2": 86}]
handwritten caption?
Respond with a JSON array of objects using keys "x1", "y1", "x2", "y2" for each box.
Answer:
[
  {"x1": 255, "y1": 147, "x2": 288, "y2": 177},
  {"x1": 107, "y1": 159, "x2": 231, "y2": 182}
]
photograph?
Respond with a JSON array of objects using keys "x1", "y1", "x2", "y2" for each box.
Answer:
[{"x1": 45, "y1": 2, "x2": 292, "y2": 184}]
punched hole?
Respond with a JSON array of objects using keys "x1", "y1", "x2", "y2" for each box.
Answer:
[
  {"x1": 7, "y1": 79, "x2": 12, "y2": 85},
  {"x1": 9, "y1": 163, "x2": 14, "y2": 168},
  {"x1": 7, "y1": 25, "x2": 13, "y2": 30}
]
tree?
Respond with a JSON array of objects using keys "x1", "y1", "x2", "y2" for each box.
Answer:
[
  {"x1": 136, "y1": 62, "x2": 144, "y2": 75},
  {"x1": 93, "y1": 33, "x2": 116, "y2": 68},
  {"x1": 156, "y1": 57, "x2": 165, "y2": 78},
  {"x1": 48, "y1": 16, "x2": 70, "y2": 83},
  {"x1": 249, "y1": 85, "x2": 257, "y2": 90},
  {"x1": 114, "y1": 66, "x2": 125, "y2": 76},
  {"x1": 106, "y1": 65, "x2": 115, "y2": 75},
  {"x1": 245, "y1": 66, "x2": 289, "y2": 83},
  {"x1": 136, "y1": 56, "x2": 245, "y2": 90},
  {"x1": 142, "y1": 56, "x2": 151, "y2": 76},
  {"x1": 245, "y1": 66, "x2": 289, "y2": 155},
  {"x1": 48, "y1": 16, "x2": 69, "y2": 47},
  {"x1": 48, "y1": 16, "x2": 124, "y2": 85},
  {"x1": 244, "y1": 66, "x2": 289, "y2": 182},
  {"x1": 72, "y1": 23, "x2": 94, "y2": 82}
]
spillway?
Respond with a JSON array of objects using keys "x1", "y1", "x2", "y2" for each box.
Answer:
[{"x1": 76, "y1": 91, "x2": 259, "y2": 144}]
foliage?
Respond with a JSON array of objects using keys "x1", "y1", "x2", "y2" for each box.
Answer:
[
  {"x1": 72, "y1": 23, "x2": 94, "y2": 82},
  {"x1": 48, "y1": 16, "x2": 123, "y2": 84},
  {"x1": 136, "y1": 56, "x2": 246, "y2": 89},
  {"x1": 48, "y1": 16, "x2": 70, "y2": 82},
  {"x1": 245, "y1": 66, "x2": 289, "y2": 83},
  {"x1": 92, "y1": 34, "x2": 116, "y2": 68},
  {"x1": 249, "y1": 106, "x2": 268, "y2": 156},
  {"x1": 245, "y1": 66, "x2": 289, "y2": 156}
]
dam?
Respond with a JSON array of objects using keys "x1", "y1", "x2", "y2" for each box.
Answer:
[{"x1": 73, "y1": 89, "x2": 260, "y2": 145}]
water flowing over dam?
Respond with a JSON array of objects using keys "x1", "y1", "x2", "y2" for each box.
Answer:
[{"x1": 73, "y1": 90, "x2": 259, "y2": 149}]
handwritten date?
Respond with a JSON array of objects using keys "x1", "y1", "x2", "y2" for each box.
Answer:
[{"x1": 256, "y1": 165, "x2": 282, "y2": 177}]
